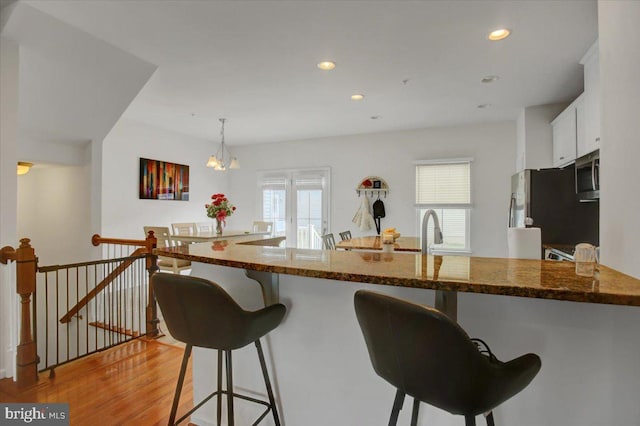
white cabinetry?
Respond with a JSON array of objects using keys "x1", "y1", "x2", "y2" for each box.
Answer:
[
  {"x1": 551, "y1": 95, "x2": 582, "y2": 167},
  {"x1": 551, "y1": 40, "x2": 599, "y2": 166},
  {"x1": 579, "y1": 41, "x2": 600, "y2": 156},
  {"x1": 516, "y1": 103, "x2": 568, "y2": 171},
  {"x1": 575, "y1": 94, "x2": 586, "y2": 156}
]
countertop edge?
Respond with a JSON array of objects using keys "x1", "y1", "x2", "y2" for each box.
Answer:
[{"x1": 154, "y1": 245, "x2": 640, "y2": 307}]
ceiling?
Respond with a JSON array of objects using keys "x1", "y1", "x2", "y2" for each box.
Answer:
[{"x1": 15, "y1": 0, "x2": 597, "y2": 146}]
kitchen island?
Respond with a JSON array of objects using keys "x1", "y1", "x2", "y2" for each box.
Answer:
[
  {"x1": 156, "y1": 240, "x2": 640, "y2": 426},
  {"x1": 157, "y1": 240, "x2": 640, "y2": 307}
]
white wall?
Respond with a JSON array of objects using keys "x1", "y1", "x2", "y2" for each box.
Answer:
[
  {"x1": 17, "y1": 163, "x2": 95, "y2": 265},
  {"x1": 598, "y1": 0, "x2": 640, "y2": 278},
  {"x1": 229, "y1": 122, "x2": 515, "y2": 257},
  {"x1": 101, "y1": 118, "x2": 230, "y2": 239}
]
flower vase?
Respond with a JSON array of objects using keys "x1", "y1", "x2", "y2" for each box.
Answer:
[{"x1": 215, "y1": 219, "x2": 224, "y2": 235}]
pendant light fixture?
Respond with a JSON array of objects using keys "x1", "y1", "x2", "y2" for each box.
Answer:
[
  {"x1": 206, "y1": 118, "x2": 239, "y2": 171},
  {"x1": 17, "y1": 162, "x2": 33, "y2": 175}
]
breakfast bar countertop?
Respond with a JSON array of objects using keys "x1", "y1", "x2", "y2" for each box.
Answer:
[{"x1": 155, "y1": 240, "x2": 640, "y2": 307}]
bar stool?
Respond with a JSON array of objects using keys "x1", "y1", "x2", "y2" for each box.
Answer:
[
  {"x1": 354, "y1": 290, "x2": 541, "y2": 426},
  {"x1": 152, "y1": 273, "x2": 286, "y2": 426}
]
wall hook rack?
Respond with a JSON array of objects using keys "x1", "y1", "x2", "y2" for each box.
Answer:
[{"x1": 356, "y1": 176, "x2": 389, "y2": 198}]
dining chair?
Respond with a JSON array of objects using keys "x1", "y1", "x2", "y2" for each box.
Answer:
[
  {"x1": 144, "y1": 226, "x2": 191, "y2": 274},
  {"x1": 171, "y1": 222, "x2": 197, "y2": 236},
  {"x1": 354, "y1": 290, "x2": 541, "y2": 426},
  {"x1": 252, "y1": 221, "x2": 273, "y2": 234},
  {"x1": 321, "y1": 233, "x2": 336, "y2": 250},
  {"x1": 196, "y1": 222, "x2": 214, "y2": 233},
  {"x1": 339, "y1": 230, "x2": 352, "y2": 241}
]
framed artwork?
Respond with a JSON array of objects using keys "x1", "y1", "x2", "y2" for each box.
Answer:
[
  {"x1": 139, "y1": 158, "x2": 189, "y2": 201},
  {"x1": 372, "y1": 180, "x2": 382, "y2": 189}
]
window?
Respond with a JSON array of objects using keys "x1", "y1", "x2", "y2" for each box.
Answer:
[
  {"x1": 415, "y1": 159, "x2": 472, "y2": 252},
  {"x1": 260, "y1": 175, "x2": 287, "y2": 237},
  {"x1": 259, "y1": 168, "x2": 330, "y2": 249}
]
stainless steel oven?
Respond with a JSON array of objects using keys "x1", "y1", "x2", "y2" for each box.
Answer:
[{"x1": 575, "y1": 150, "x2": 599, "y2": 201}]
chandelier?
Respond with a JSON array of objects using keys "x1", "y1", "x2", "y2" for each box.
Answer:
[{"x1": 206, "y1": 118, "x2": 239, "y2": 170}]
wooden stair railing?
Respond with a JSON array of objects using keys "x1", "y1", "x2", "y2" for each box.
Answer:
[
  {"x1": 1, "y1": 239, "x2": 38, "y2": 387},
  {"x1": 0, "y1": 232, "x2": 160, "y2": 386},
  {"x1": 58, "y1": 246, "x2": 147, "y2": 324},
  {"x1": 88, "y1": 321, "x2": 140, "y2": 338},
  {"x1": 59, "y1": 232, "x2": 160, "y2": 337}
]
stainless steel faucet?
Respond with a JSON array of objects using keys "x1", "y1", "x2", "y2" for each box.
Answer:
[{"x1": 421, "y1": 209, "x2": 443, "y2": 254}]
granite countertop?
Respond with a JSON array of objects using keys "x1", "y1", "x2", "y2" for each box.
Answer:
[{"x1": 155, "y1": 239, "x2": 640, "y2": 307}]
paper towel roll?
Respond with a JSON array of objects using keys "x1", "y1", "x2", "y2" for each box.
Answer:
[{"x1": 507, "y1": 227, "x2": 541, "y2": 259}]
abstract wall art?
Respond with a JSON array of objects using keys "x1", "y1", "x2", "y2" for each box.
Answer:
[{"x1": 139, "y1": 157, "x2": 189, "y2": 201}]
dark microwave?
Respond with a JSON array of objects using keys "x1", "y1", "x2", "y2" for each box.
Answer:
[{"x1": 575, "y1": 150, "x2": 599, "y2": 201}]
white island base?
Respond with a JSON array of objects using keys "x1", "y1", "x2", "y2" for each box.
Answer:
[{"x1": 188, "y1": 262, "x2": 640, "y2": 426}]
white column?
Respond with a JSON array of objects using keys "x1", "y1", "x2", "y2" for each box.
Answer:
[
  {"x1": 598, "y1": 0, "x2": 640, "y2": 278},
  {"x1": 0, "y1": 37, "x2": 20, "y2": 379},
  {"x1": 89, "y1": 138, "x2": 103, "y2": 234}
]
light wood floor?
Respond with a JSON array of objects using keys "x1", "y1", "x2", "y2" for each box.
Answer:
[{"x1": 0, "y1": 339, "x2": 194, "y2": 425}]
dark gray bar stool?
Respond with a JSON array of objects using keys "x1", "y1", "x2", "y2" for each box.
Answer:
[
  {"x1": 354, "y1": 290, "x2": 541, "y2": 426},
  {"x1": 152, "y1": 273, "x2": 286, "y2": 426}
]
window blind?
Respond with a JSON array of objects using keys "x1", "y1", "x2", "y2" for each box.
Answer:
[
  {"x1": 294, "y1": 174, "x2": 325, "y2": 190},
  {"x1": 415, "y1": 161, "x2": 471, "y2": 206},
  {"x1": 260, "y1": 175, "x2": 287, "y2": 190}
]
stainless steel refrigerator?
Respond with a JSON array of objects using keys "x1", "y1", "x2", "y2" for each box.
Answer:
[{"x1": 508, "y1": 168, "x2": 599, "y2": 245}]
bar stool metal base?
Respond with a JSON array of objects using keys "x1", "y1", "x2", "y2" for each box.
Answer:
[
  {"x1": 168, "y1": 340, "x2": 280, "y2": 426},
  {"x1": 387, "y1": 388, "x2": 495, "y2": 426}
]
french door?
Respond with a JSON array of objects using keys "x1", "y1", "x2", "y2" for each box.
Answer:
[{"x1": 259, "y1": 168, "x2": 330, "y2": 249}]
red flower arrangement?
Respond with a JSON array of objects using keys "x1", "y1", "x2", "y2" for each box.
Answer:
[
  {"x1": 212, "y1": 240, "x2": 229, "y2": 251},
  {"x1": 205, "y1": 193, "x2": 236, "y2": 225}
]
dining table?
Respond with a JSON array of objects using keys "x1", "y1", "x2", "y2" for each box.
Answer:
[
  {"x1": 335, "y1": 235, "x2": 420, "y2": 252},
  {"x1": 170, "y1": 230, "x2": 269, "y2": 244}
]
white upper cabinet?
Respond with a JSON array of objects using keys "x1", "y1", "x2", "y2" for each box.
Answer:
[
  {"x1": 579, "y1": 41, "x2": 601, "y2": 156},
  {"x1": 551, "y1": 98, "x2": 579, "y2": 167},
  {"x1": 575, "y1": 94, "x2": 586, "y2": 157},
  {"x1": 551, "y1": 40, "x2": 599, "y2": 166},
  {"x1": 516, "y1": 103, "x2": 568, "y2": 172}
]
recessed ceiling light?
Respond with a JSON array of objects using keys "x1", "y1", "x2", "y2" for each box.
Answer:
[
  {"x1": 317, "y1": 61, "x2": 336, "y2": 71},
  {"x1": 477, "y1": 103, "x2": 491, "y2": 109},
  {"x1": 488, "y1": 28, "x2": 511, "y2": 41},
  {"x1": 481, "y1": 75, "x2": 500, "y2": 83},
  {"x1": 351, "y1": 94, "x2": 365, "y2": 101}
]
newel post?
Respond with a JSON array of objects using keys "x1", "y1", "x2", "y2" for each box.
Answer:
[
  {"x1": 1, "y1": 238, "x2": 39, "y2": 386},
  {"x1": 144, "y1": 231, "x2": 160, "y2": 338}
]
